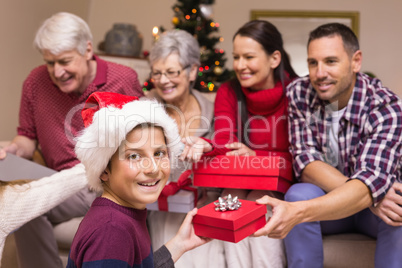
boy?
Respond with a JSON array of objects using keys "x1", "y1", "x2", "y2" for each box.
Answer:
[{"x1": 68, "y1": 92, "x2": 210, "y2": 267}]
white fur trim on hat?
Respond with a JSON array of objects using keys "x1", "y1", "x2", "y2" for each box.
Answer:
[{"x1": 75, "y1": 97, "x2": 182, "y2": 193}]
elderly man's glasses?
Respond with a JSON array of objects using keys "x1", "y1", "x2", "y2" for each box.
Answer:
[{"x1": 151, "y1": 66, "x2": 190, "y2": 81}]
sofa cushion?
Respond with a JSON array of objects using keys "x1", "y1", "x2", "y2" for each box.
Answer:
[
  {"x1": 53, "y1": 216, "x2": 84, "y2": 250},
  {"x1": 323, "y1": 233, "x2": 376, "y2": 268}
]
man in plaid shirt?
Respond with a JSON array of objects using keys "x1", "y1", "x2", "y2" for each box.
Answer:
[{"x1": 253, "y1": 23, "x2": 402, "y2": 267}]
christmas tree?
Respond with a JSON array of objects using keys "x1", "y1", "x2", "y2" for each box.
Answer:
[{"x1": 144, "y1": 0, "x2": 232, "y2": 92}]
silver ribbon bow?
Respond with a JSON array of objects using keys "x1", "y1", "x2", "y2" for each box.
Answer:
[{"x1": 214, "y1": 194, "x2": 242, "y2": 212}]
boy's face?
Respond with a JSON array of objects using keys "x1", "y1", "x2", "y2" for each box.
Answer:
[{"x1": 101, "y1": 125, "x2": 170, "y2": 209}]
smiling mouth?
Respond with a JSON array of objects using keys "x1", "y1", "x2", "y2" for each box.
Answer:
[
  {"x1": 317, "y1": 82, "x2": 331, "y2": 86},
  {"x1": 315, "y1": 80, "x2": 336, "y2": 90},
  {"x1": 239, "y1": 73, "x2": 253, "y2": 79},
  {"x1": 59, "y1": 76, "x2": 73, "y2": 83},
  {"x1": 162, "y1": 87, "x2": 174, "y2": 93},
  {"x1": 138, "y1": 180, "x2": 160, "y2": 187}
]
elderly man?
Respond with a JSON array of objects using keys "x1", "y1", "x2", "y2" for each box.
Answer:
[
  {"x1": 0, "y1": 12, "x2": 143, "y2": 267},
  {"x1": 254, "y1": 23, "x2": 402, "y2": 268}
]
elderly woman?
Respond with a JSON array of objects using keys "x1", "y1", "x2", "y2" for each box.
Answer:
[{"x1": 145, "y1": 29, "x2": 225, "y2": 268}]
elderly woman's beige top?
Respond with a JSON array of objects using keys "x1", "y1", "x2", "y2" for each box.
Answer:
[{"x1": 143, "y1": 89, "x2": 214, "y2": 182}]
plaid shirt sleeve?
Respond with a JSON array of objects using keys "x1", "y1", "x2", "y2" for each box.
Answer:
[
  {"x1": 286, "y1": 76, "x2": 326, "y2": 180},
  {"x1": 348, "y1": 76, "x2": 402, "y2": 204}
]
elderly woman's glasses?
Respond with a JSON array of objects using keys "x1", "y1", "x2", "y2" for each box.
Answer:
[{"x1": 151, "y1": 66, "x2": 190, "y2": 81}]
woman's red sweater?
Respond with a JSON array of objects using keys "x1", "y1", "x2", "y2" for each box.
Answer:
[{"x1": 206, "y1": 80, "x2": 291, "y2": 162}]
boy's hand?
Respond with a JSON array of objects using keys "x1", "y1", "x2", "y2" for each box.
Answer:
[{"x1": 165, "y1": 208, "x2": 212, "y2": 262}]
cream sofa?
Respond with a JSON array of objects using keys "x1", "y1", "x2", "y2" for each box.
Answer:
[
  {"x1": 54, "y1": 217, "x2": 84, "y2": 266},
  {"x1": 323, "y1": 233, "x2": 375, "y2": 267},
  {"x1": 52, "y1": 217, "x2": 376, "y2": 268},
  {"x1": 1, "y1": 215, "x2": 377, "y2": 268}
]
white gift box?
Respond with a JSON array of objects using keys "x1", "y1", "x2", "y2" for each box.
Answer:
[{"x1": 147, "y1": 189, "x2": 195, "y2": 213}]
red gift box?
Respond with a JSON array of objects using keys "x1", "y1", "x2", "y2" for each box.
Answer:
[
  {"x1": 192, "y1": 155, "x2": 293, "y2": 193},
  {"x1": 193, "y1": 199, "x2": 267, "y2": 243}
]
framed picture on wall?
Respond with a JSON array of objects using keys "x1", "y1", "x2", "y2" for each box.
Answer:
[{"x1": 250, "y1": 10, "x2": 359, "y2": 76}]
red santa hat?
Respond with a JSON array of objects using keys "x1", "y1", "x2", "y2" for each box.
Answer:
[{"x1": 75, "y1": 92, "x2": 182, "y2": 193}]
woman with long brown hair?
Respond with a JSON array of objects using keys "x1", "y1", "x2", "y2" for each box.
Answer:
[{"x1": 182, "y1": 20, "x2": 298, "y2": 267}]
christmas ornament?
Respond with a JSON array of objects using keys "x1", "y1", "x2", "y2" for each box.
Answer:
[
  {"x1": 214, "y1": 66, "x2": 223, "y2": 75},
  {"x1": 208, "y1": 82, "x2": 215, "y2": 91},
  {"x1": 199, "y1": 4, "x2": 213, "y2": 19},
  {"x1": 214, "y1": 194, "x2": 242, "y2": 212},
  {"x1": 172, "y1": 17, "x2": 179, "y2": 25}
]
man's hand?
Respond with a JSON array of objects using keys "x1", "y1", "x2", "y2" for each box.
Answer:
[
  {"x1": 0, "y1": 136, "x2": 36, "y2": 160},
  {"x1": 0, "y1": 143, "x2": 18, "y2": 159},
  {"x1": 180, "y1": 136, "x2": 212, "y2": 162},
  {"x1": 252, "y1": 195, "x2": 301, "y2": 239},
  {"x1": 253, "y1": 180, "x2": 374, "y2": 239},
  {"x1": 225, "y1": 142, "x2": 256, "y2": 156},
  {"x1": 370, "y1": 182, "x2": 402, "y2": 226}
]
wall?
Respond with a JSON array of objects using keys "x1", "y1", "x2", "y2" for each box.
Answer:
[
  {"x1": 88, "y1": 0, "x2": 402, "y2": 96},
  {"x1": 1, "y1": 0, "x2": 401, "y2": 140},
  {"x1": 0, "y1": 0, "x2": 90, "y2": 141}
]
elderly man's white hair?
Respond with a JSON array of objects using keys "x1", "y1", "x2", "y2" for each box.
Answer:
[{"x1": 34, "y1": 12, "x2": 93, "y2": 56}]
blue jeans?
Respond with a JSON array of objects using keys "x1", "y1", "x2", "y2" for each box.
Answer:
[{"x1": 284, "y1": 183, "x2": 402, "y2": 268}]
